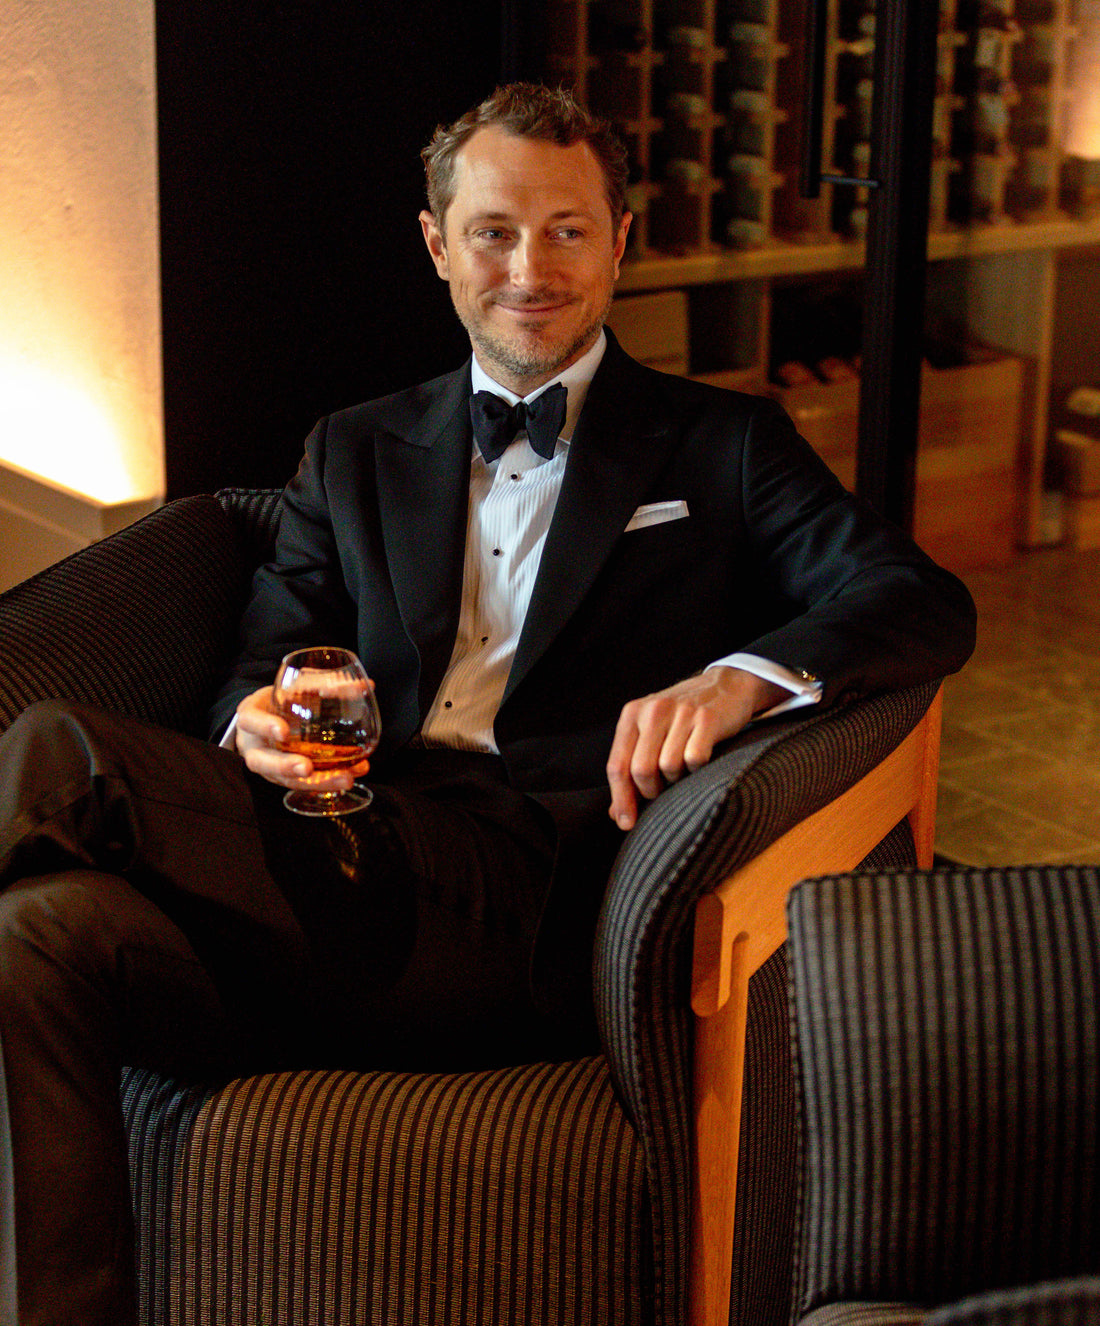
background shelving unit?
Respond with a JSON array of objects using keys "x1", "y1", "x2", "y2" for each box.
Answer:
[{"x1": 548, "y1": 0, "x2": 1100, "y2": 567}]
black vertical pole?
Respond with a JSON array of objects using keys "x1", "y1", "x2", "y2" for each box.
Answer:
[
  {"x1": 856, "y1": 0, "x2": 939, "y2": 530},
  {"x1": 501, "y1": 0, "x2": 546, "y2": 82}
]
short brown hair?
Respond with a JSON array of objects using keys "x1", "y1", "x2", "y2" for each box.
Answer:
[{"x1": 421, "y1": 82, "x2": 628, "y2": 230}]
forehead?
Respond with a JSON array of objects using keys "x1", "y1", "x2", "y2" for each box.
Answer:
[{"x1": 447, "y1": 126, "x2": 611, "y2": 223}]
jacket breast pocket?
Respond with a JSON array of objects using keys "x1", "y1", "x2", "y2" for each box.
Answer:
[
  {"x1": 615, "y1": 510, "x2": 704, "y2": 574},
  {"x1": 623, "y1": 499, "x2": 690, "y2": 533}
]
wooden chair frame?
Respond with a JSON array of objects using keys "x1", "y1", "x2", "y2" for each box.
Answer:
[{"x1": 687, "y1": 687, "x2": 944, "y2": 1326}]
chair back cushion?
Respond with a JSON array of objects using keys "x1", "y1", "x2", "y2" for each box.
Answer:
[
  {"x1": 0, "y1": 495, "x2": 250, "y2": 737},
  {"x1": 0, "y1": 488, "x2": 284, "y2": 739},
  {"x1": 789, "y1": 866, "x2": 1100, "y2": 1316},
  {"x1": 214, "y1": 487, "x2": 283, "y2": 566}
]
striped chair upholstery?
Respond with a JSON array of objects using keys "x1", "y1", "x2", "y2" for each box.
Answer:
[
  {"x1": 122, "y1": 1056, "x2": 647, "y2": 1325},
  {"x1": 0, "y1": 492, "x2": 250, "y2": 738},
  {"x1": 927, "y1": 1280, "x2": 1100, "y2": 1326},
  {"x1": 799, "y1": 1307, "x2": 926, "y2": 1326},
  {"x1": 0, "y1": 489, "x2": 941, "y2": 1324},
  {"x1": 788, "y1": 867, "x2": 1100, "y2": 1326}
]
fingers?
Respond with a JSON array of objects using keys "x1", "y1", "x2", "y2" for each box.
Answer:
[
  {"x1": 607, "y1": 691, "x2": 720, "y2": 831},
  {"x1": 234, "y1": 687, "x2": 286, "y2": 749},
  {"x1": 233, "y1": 687, "x2": 369, "y2": 793},
  {"x1": 607, "y1": 668, "x2": 773, "y2": 832},
  {"x1": 258, "y1": 754, "x2": 371, "y2": 795},
  {"x1": 245, "y1": 739, "x2": 370, "y2": 795},
  {"x1": 606, "y1": 722, "x2": 640, "y2": 832}
]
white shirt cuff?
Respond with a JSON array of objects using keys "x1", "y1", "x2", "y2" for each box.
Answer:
[
  {"x1": 218, "y1": 715, "x2": 239, "y2": 750},
  {"x1": 707, "y1": 652, "x2": 824, "y2": 719}
]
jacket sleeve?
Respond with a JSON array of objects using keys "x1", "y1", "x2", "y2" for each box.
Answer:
[
  {"x1": 207, "y1": 416, "x2": 360, "y2": 739},
  {"x1": 731, "y1": 396, "x2": 977, "y2": 706}
]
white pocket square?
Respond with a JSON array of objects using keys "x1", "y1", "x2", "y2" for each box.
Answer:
[{"x1": 624, "y1": 499, "x2": 690, "y2": 532}]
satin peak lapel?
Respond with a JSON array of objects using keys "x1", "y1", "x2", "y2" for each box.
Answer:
[
  {"x1": 373, "y1": 365, "x2": 472, "y2": 711},
  {"x1": 505, "y1": 342, "x2": 676, "y2": 701}
]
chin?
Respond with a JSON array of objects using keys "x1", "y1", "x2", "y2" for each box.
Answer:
[{"x1": 474, "y1": 333, "x2": 574, "y2": 382}]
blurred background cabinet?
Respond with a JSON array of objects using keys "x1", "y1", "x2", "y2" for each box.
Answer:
[{"x1": 539, "y1": 0, "x2": 1100, "y2": 571}]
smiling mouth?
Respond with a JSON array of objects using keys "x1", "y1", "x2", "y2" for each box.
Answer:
[
  {"x1": 502, "y1": 306, "x2": 562, "y2": 319},
  {"x1": 494, "y1": 296, "x2": 573, "y2": 316}
]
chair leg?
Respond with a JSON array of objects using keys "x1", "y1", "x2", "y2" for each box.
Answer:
[{"x1": 690, "y1": 934, "x2": 750, "y2": 1326}]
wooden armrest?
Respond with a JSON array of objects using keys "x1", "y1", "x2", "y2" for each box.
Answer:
[{"x1": 688, "y1": 687, "x2": 943, "y2": 1326}]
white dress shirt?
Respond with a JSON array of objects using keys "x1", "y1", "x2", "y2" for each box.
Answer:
[{"x1": 420, "y1": 337, "x2": 600, "y2": 750}]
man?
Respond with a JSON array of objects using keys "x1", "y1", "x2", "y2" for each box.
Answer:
[{"x1": 0, "y1": 83, "x2": 976, "y2": 1323}]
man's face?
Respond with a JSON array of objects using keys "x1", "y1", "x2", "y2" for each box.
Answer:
[{"x1": 420, "y1": 126, "x2": 632, "y2": 395}]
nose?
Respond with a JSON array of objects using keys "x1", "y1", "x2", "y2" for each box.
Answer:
[{"x1": 508, "y1": 234, "x2": 554, "y2": 290}]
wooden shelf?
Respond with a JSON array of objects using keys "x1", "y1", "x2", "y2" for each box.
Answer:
[
  {"x1": 618, "y1": 214, "x2": 1100, "y2": 291},
  {"x1": 618, "y1": 239, "x2": 867, "y2": 290},
  {"x1": 927, "y1": 213, "x2": 1100, "y2": 260}
]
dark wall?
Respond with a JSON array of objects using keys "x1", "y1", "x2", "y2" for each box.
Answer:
[{"x1": 156, "y1": 2, "x2": 513, "y2": 496}]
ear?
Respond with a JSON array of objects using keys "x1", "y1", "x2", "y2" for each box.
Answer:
[
  {"x1": 419, "y1": 209, "x2": 450, "y2": 280},
  {"x1": 611, "y1": 211, "x2": 633, "y2": 279}
]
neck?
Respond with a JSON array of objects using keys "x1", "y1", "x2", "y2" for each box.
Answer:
[
  {"x1": 472, "y1": 332, "x2": 607, "y2": 399},
  {"x1": 470, "y1": 329, "x2": 608, "y2": 440}
]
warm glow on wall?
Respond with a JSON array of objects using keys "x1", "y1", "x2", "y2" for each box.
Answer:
[
  {"x1": 0, "y1": 360, "x2": 141, "y2": 504},
  {"x1": 0, "y1": 0, "x2": 164, "y2": 506}
]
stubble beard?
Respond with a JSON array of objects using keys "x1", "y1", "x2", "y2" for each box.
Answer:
[{"x1": 456, "y1": 289, "x2": 614, "y2": 386}]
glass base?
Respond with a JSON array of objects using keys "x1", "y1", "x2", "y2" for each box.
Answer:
[{"x1": 282, "y1": 785, "x2": 374, "y2": 817}]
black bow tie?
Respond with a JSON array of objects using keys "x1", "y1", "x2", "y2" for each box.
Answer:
[{"x1": 469, "y1": 382, "x2": 567, "y2": 464}]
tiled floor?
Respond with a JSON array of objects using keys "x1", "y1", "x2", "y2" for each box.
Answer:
[{"x1": 936, "y1": 543, "x2": 1100, "y2": 866}]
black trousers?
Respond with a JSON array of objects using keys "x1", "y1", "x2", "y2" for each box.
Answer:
[{"x1": 0, "y1": 699, "x2": 565, "y2": 1326}]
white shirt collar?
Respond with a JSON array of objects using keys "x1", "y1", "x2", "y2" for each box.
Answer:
[{"x1": 470, "y1": 329, "x2": 606, "y2": 442}]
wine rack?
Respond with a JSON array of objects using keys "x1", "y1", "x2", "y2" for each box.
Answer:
[
  {"x1": 548, "y1": 0, "x2": 1085, "y2": 252},
  {"x1": 948, "y1": 0, "x2": 1079, "y2": 222},
  {"x1": 551, "y1": 0, "x2": 1100, "y2": 563}
]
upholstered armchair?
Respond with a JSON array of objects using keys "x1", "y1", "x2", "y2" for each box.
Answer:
[
  {"x1": 0, "y1": 489, "x2": 944, "y2": 1326},
  {"x1": 786, "y1": 865, "x2": 1100, "y2": 1326}
]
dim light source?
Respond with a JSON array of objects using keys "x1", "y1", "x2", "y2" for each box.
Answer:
[
  {"x1": 1065, "y1": 0, "x2": 1100, "y2": 160},
  {"x1": 0, "y1": 358, "x2": 151, "y2": 506}
]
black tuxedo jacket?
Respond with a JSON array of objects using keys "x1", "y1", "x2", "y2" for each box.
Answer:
[
  {"x1": 212, "y1": 329, "x2": 974, "y2": 797},
  {"x1": 210, "y1": 332, "x2": 975, "y2": 1022}
]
